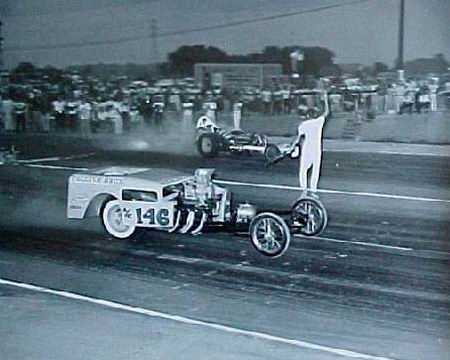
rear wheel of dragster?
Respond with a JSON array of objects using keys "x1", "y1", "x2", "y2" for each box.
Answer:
[
  {"x1": 249, "y1": 213, "x2": 291, "y2": 258},
  {"x1": 197, "y1": 133, "x2": 219, "y2": 158},
  {"x1": 291, "y1": 197, "x2": 328, "y2": 236},
  {"x1": 102, "y1": 200, "x2": 137, "y2": 239},
  {"x1": 264, "y1": 144, "x2": 282, "y2": 166}
]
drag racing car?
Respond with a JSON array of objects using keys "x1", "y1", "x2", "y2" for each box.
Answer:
[
  {"x1": 67, "y1": 167, "x2": 328, "y2": 258},
  {"x1": 196, "y1": 116, "x2": 270, "y2": 158}
]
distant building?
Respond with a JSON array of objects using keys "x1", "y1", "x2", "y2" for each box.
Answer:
[
  {"x1": 338, "y1": 63, "x2": 364, "y2": 76},
  {"x1": 194, "y1": 63, "x2": 282, "y2": 90}
]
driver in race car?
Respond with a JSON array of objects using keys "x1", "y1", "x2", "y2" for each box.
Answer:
[
  {"x1": 290, "y1": 91, "x2": 329, "y2": 193},
  {"x1": 196, "y1": 115, "x2": 219, "y2": 132}
]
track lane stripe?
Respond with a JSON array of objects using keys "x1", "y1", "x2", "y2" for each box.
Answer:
[
  {"x1": 0, "y1": 278, "x2": 397, "y2": 360},
  {"x1": 18, "y1": 156, "x2": 61, "y2": 163},
  {"x1": 24, "y1": 164, "x2": 88, "y2": 171},
  {"x1": 295, "y1": 235, "x2": 413, "y2": 251},
  {"x1": 214, "y1": 180, "x2": 450, "y2": 204},
  {"x1": 18, "y1": 152, "x2": 96, "y2": 164}
]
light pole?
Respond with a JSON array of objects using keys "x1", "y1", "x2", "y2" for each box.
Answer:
[
  {"x1": 0, "y1": 20, "x2": 3, "y2": 73},
  {"x1": 396, "y1": 0, "x2": 405, "y2": 80}
]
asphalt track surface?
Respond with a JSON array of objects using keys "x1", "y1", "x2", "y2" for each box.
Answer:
[{"x1": 0, "y1": 132, "x2": 449, "y2": 360}]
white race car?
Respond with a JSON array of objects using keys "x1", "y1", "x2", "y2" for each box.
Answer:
[{"x1": 67, "y1": 167, "x2": 327, "y2": 258}]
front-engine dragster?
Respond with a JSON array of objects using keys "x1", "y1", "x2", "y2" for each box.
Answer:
[
  {"x1": 196, "y1": 116, "x2": 271, "y2": 159},
  {"x1": 67, "y1": 167, "x2": 328, "y2": 258}
]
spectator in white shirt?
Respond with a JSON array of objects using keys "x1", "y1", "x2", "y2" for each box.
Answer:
[
  {"x1": 78, "y1": 98, "x2": 92, "y2": 136},
  {"x1": 261, "y1": 89, "x2": 272, "y2": 115}
]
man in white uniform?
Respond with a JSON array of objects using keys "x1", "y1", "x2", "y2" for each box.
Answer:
[
  {"x1": 1, "y1": 95, "x2": 15, "y2": 132},
  {"x1": 291, "y1": 91, "x2": 329, "y2": 192}
]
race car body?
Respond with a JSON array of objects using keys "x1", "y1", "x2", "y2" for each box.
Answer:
[{"x1": 67, "y1": 167, "x2": 328, "y2": 257}]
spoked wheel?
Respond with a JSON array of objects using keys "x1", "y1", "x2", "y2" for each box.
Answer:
[
  {"x1": 291, "y1": 197, "x2": 328, "y2": 236},
  {"x1": 102, "y1": 200, "x2": 136, "y2": 239},
  {"x1": 249, "y1": 213, "x2": 291, "y2": 258},
  {"x1": 197, "y1": 133, "x2": 219, "y2": 158}
]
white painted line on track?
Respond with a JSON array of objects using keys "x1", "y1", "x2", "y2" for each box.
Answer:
[
  {"x1": 366, "y1": 150, "x2": 449, "y2": 157},
  {"x1": 215, "y1": 180, "x2": 450, "y2": 204},
  {"x1": 0, "y1": 278, "x2": 397, "y2": 360},
  {"x1": 18, "y1": 156, "x2": 61, "y2": 163},
  {"x1": 157, "y1": 254, "x2": 200, "y2": 263},
  {"x1": 24, "y1": 164, "x2": 88, "y2": 171},
  {"x1": 295, "y1": 235, "x2": 413, "y2": 251},
  {"x1": 15, "y1": 157, "x2": 448, "y2": 204},
  {"x1": 323, "y1": 148, "x2": 450, "y2": 157},
  {"x1": 18, "y1": 152, "x2": 96, "y2": 164}
]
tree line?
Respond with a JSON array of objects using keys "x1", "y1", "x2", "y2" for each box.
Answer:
[{"x1": 9, "y1": 45, "x2": 449, "y2": 83}]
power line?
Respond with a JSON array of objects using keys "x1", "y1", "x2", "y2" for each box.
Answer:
[
  {"x1": 158, "y1": 0, "x2": 372, "y2": 38},
  {"x1": 2, "y1": 0, "x2": 165, "y2": 18},
  {"x1": 4, "y1": 0, "x2": 372, "y2": 52}
]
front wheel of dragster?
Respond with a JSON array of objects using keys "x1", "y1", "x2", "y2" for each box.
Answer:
[
  {"x1": 264, "y1": 144, "x2": 282, "y2": 165},
  {"x1": 291, "y1": 197, "x2": 328, "y2": 236},
  {"x1": 197, "y1": 133, "x2": 219, "y2": 158},
  {"x1": 102, "y1": 200, "x2": 137, "y2": 239},
  {"x1": 249, "y1": 213, "x2": 291, "y2": 258}
]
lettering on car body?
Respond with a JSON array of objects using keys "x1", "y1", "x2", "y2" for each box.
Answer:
[{"x1": 71, "y1": 175, "x2": 123, "y2": 185}]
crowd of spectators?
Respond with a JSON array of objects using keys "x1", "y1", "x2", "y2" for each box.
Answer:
[{"x1": 0, "y1": 70, "x2": 449, "y2": 135}]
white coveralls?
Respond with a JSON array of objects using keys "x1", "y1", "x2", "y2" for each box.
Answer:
[
  {"x1": 293, "y1": 93, "x2": 328, "y2": 192},
  {"x1": 296, "y1": 115, "x2": 326, "y2": 192}
]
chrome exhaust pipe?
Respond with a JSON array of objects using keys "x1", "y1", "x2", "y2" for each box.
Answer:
[
  {"x1": 168, "y1": 211, "x2": 181, "y2": 233},
  {"x1": 179, "y1": 210, "x2": 195, "y2": 234},
  {"x1": 191, "y1": 212, "x2": 207, "y2": 236}
]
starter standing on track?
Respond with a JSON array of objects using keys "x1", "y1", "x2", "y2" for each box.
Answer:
[{"x1": 67, "y1": 167, "x2": 328, "y2": 258}]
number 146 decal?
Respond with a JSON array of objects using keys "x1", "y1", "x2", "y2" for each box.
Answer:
[{"x1": 136, "y1": 207, "x2": 170, "y2": 226}]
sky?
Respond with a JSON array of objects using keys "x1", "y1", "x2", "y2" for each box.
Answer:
[{"x1": 1, "y1": 0, "x2": 449, "y2": 69}]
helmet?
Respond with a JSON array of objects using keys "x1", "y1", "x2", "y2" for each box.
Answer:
[{"x1": 196, "y1": 115, "x2": 218, "y2": 131}]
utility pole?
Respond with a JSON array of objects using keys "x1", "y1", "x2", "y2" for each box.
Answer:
[
  {"x1": 0, "y1": 20, "x2": 4, "y2": 73},
  {"x1": 396, "y1": 0, "x2": 405, "y2": 74}
]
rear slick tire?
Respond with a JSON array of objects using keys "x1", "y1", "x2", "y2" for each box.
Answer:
[{"x1": 197, "y1": 133, "x2": 219, "y2": 158}]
